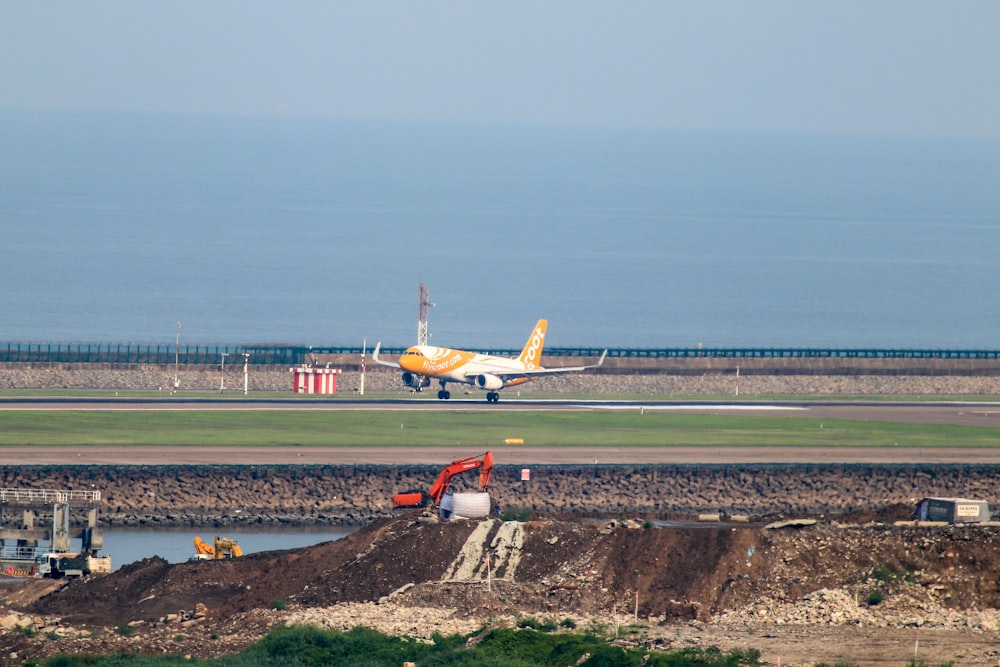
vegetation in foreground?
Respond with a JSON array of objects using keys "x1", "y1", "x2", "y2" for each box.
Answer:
[
  {"x1": 34, "y1": 624, "x2": 764, "y2": 667},
  {"x1": 30, "y1": 625, "x2": 966, "y2": 667}
]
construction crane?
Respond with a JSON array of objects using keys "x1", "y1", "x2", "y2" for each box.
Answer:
[{"x1": 393, "y1": 451, "x2": 493, "y2": 509}]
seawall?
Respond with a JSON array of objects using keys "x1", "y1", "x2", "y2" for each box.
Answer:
[
  {"x1": 0, "y1": 463, "x2": 993, "y2": 528},
  {"x1": 2, "y1": 364, "x2": 999, "y2": 395}
]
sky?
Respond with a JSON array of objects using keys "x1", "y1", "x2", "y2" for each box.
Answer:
[{"x1": 2, "y1": 1, "x2": 998, "y2": 138}]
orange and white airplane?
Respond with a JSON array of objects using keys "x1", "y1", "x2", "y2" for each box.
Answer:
[{"x1": 372, "y1": 319, "x2": 607, "y2": 403}]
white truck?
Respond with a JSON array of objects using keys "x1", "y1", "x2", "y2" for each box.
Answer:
[{"x1": 35, "y1": 552, "x2": 112, "y2": 578}]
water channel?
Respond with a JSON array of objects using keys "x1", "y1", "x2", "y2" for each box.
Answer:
[{"x1": 101, "y1": 527, "x2": 354, "y2": 568}]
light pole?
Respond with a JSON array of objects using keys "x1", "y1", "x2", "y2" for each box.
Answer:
[
  {"x1": 360, "y1": 338, "x2": 366, "y2": 396},
  {"x1": 242, "y1": 352, "x2": 251, "y2": 396},
  {"x1": 173, "y1": 321, "x2": 181, "y2": 392},
  {"x1": 220, "y1": 353, "x2": 229, "y2": 393}
]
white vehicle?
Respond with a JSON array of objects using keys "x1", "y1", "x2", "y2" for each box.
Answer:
[{"x1": 35, "y1": 552, "x2": 111, "y2": 578}]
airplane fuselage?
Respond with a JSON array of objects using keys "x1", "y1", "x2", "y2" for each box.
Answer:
[{"x1": 398, "y1": 347, "x2": 530, "y2": 387}]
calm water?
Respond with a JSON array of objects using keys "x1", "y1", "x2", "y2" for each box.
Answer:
[
  {"x1": 100, "y1": 528, "x2": 352, "y2": 568},
  {"x1": 2, "y1": 110, "x2": 999, "y2": 349}
]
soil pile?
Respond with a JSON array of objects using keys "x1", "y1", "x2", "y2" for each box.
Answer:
[{"x1": 4, "y1": 511, "x2": 1000, "y2": 664}]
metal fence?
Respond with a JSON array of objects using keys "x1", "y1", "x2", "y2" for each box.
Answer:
[
  {"x1": 0, "y1": 488, "x2": 101, "y2": 504},
  {"x1": 2, "y1": 341, "x2": 999, "y2": 365}
]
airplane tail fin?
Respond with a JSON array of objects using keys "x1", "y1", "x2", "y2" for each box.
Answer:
[{"x1": 518, "y1": 319, "x2": 548, "y2": 369}]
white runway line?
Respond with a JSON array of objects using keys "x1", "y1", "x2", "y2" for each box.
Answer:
[{"x1": 586, "y1": 404, "x2": 807, "y2": 411}]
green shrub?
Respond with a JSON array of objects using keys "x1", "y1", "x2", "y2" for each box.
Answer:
[
  {"x1": 13, "y1": 623, "x2": 37, "y2": 637},
  {"x1": 586, "y1": 620, "x2": 611, "y2": 637},
  {"x1": 543, "y1": 617, "x2": 560, "y2": 632},
  {"x1": 431, "y1": 631, "x2": 465, "y2": 651},
  {"x1": 43, "y1": 655, "x2": 111, "y2": 666},
  {"x1": 474, "y1": 627, "x2": 609, "y2": 665},
  {"x1": 269, "y1": 598, "x2": 288, "y2": 610},
  {"x1": 113, "y1": 623, "x2": 135, "y2": 637},
  {"x1": 645, "y1": 645, "x2": 762, "y2": 667},
  {"x1": 870, "y1": 564, "x2": 898, "y2": 583},
  {"x1": 247, "y1": 624, "x2": 434, "y2": 666},
  {"x1": 906, "y1": 660, "x2": 955, "y2": 667},
  {"x1": 866, "y1": 590, "x2": 885, "y2": 606},
  {"x1": 501, "y1": 505, "x2": 534, "y2": 522},
  {"x1": 39, "y1": 622, "x2": 767, "y2": 667},
  {"x1": 516, "y1": 616, "x2": 557, "y2": 631},
  {"x1": 577, "y1": 644, "x2": 635, "y2": 666}
]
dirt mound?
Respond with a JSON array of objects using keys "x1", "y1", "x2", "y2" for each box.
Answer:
[
  {"x1": 8, "y1": 512, "x2": 1000, "y2": 664},
  {"x1": 24, "y1": 513, "x2": 1000, "y2": 624}
]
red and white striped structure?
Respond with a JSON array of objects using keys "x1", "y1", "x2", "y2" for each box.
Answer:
[{"x1": 290, "y1": 367, "x2": 341, "y2": 394}]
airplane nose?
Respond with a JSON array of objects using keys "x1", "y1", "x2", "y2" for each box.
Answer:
[{"x1": 399, "y1": 348, "x2": 422, "y2": 371}]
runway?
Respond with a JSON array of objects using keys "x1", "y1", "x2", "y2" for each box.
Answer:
[
  {"x1": 0, "y1": 444, "x2": 995, "y2": 466},
  {"x1": 1, "y1": 396, "x2": 998, "y2": 465},
  {"x1": 2, "y1": 395, "x2": 1000, "y2": 426}
]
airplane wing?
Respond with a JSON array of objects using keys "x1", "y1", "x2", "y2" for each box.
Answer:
[
  {"x1": 525, "y1": 348, "x2": 608, "y2": 375},
  {"x1": 470, "y1": 349, "x2": 608, "y2": 381},
  {"x1": 371, "y1": 342, "x2": 401, "y2": 369}
]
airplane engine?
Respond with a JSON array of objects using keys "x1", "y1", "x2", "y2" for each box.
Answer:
[
  {"x1": 401, "y1": 372, "x2": 430, "y2": 390},
  {"x1": 474, "y1": 374, "x2": 504, "y2": 390}
]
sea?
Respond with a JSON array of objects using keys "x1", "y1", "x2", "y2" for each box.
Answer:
[
  {"x1": 101, "y1": 527, "x2": 353, "y2": 568},
  {"x1": 1, "y1": 109, "x2": 999, "y2": 350}
]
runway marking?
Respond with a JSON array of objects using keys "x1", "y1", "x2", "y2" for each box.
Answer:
[{"x1": 587, "y1": 404, "x2": 807, "y2": 411}]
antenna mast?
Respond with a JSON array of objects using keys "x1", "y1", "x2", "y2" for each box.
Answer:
[{"x1": 417, "y1": 282, "x2": 434, "y2": 346}]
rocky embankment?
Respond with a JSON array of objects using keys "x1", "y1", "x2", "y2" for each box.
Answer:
[
  {"x1": 0, "y1": 463, "x2": 996, "y2": 528},
  {"x1": 1, "y1": 363, "x2": 1000, "y2": 395}
]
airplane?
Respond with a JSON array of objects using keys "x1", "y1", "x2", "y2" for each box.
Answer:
[{"x1": 372, "y1": 319, "x2": 607, "y2": 403}]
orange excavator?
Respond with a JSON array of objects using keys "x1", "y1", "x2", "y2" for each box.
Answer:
[
  {"x1": 193, "y1": 535, "x2": 243, "y2": 559},
  {"x1": 393, "y1": 451, "x2": 493, "y2": 509}
]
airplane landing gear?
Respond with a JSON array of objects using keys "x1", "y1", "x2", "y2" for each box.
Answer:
[
  {"x1": 437, "y1": 380, "x2": 451, "y2": 400},
  {"x1": 486, "y1": 392, "x2": 500, "y2": 403}
]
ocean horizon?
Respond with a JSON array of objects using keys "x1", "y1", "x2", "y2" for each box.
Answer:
[{"x1": 2, "y1": 110, "x2": 998, "y2": 349}]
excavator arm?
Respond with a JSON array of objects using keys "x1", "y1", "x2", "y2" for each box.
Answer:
[
  {"x1": 393, "y1": 451, "x2": 494, "y2": 509},
  {"x1": 214, "y1": 536, "x2": 243, "y2": 558},
  {"x1": 427, "y1": 451, "x2": 493, "y2": 505},
  {"x1": 194, "y1": 536, "x2": 216, "y2": 557}
]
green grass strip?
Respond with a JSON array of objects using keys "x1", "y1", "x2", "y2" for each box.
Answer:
[{"x1": 0, "y1": 410, "x2": 997, "y2": 448}]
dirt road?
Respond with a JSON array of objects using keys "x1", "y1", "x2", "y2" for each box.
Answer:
[{"x1": 1, "y1": 443, "x2": 999, "y2": 465}]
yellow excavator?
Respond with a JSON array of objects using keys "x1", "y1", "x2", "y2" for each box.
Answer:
[{"x1": 193, "y1": 535, "x2": 243, "y2": 560}]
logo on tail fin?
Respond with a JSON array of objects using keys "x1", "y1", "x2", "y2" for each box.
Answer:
[{"x1": 518, "y1": 319, "x2": 548, "y2": 369}]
